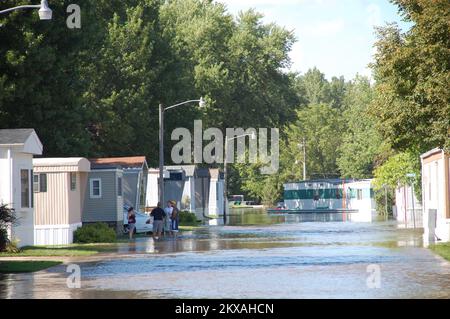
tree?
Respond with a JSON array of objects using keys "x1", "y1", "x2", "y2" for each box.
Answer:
[
  {"x1": 284, "y1": 104, "x2": 346, "y2": 179},
  {"x1": 337, "y1": 76, "x2": 389, "y2": 178},
  {"x1": 372, "y1": 151, "x2": 421, "y2": 195},
  {"x1": 370, "y1": 0, "x2": 450, "y2": 152},
  {"x1": 0, "y1": 0, "x2": 99, "y2": 156}
]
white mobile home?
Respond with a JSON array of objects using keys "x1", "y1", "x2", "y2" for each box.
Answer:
[
  {"x1": 421, "y1": 148, "x2": 450, "y2": 244},
  {"x1": 283, "y1": 179, "x2": 376, "y2": 222},
  {"x1": 146, "y1": 165, "x2": 224, "y2": 218},
  {"x1": 33, "y1": 158, "x2": 90, "y2": 245},
  {"x1": 0, "y1": 129, "x2": 43, "y2": 247},
  {"x1": 394, "y1": 185, "x2": 422, "y2": 228}
]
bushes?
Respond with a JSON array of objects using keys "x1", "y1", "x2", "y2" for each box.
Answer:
[
  {"x1": 178, "y1": 211, "x2": 199, "y2": 226},
  {"x1": 73, "y1": 223, "x2": 116, "y2": 243},
  {"x1": 0, "y1": 204, "x2": 17, "y2": 252}
]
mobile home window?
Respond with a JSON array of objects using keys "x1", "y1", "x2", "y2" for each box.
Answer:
[
  {"x1": 21, "y1": 169, "x2": 30, "y2": 208},
  {"x1": 33, "y1": 174, "x2": 39, "y2": 192},
  {"x1": 33, "y1": 173, "x2": 47, "y2": 192},
  {"x1": 39, "y1": 173, "x2": 47, "y2": 192},
  {"x1": 90, "y1": 179, "x2": 102, "y2": 198},
  {"x1": 70, "y1": 172, "x2": 76, "y2": 191},
  {"x1": 117, "y1": 177, "x2": 122, "y2": 196}
]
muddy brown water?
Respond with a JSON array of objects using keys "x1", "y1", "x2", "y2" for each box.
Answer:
[{"x1": 1, "y1": 209, "x2": 450, "y2": 298}]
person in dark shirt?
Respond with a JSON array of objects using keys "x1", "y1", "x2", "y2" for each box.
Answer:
[{"x1": 150, "y1": 202, "x2": 165, "y2": 240}]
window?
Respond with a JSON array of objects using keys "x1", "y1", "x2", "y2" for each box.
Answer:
[
  {"x1": 357, "y1": 189, "x2": 363, "y2": 200},
  {"x1": 70, "y1": 172, "x2": 76, "y2": 191},
  {"x1": 90, "y1": 178, "x2": 102, "y2": 198},
  {"x1": 33, "y1": 173, "x2": 47, "y2": 192},
  {"x1": 33, "y1": 174, "x2": 40, "y2": 193},
  {"x1": 117, "y1": 177, "x2": 122, "y2": 196},
  {"x1": 39, "y1": 173, "x2": 47, "y2": 192},
  {"x1": 21, "y1": 169, "x2": 30, "y2": 208}
]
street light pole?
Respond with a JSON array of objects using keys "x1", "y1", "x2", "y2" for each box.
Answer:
[
  {"x1": 223, "y1": 137, "x2": 228, "y2": 224},
  {"x1": 158, "y1": 103, "x2": 164, "y2": 206},
  {"x1": 158, "y1": 98, "x2": 205, "y2": 208}
]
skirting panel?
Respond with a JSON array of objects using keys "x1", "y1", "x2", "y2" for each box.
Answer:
[{"x1": 34, "y1": 223, "x2": 82, "y2": 245}]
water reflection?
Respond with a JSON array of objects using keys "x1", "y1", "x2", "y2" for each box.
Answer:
[{"x1": 2, "y1": 209, "x2": 450, "y2": 299}]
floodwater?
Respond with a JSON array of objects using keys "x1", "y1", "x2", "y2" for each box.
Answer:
[{"x1": 1, "y1": 209, "x2": 450, "y2": 299}]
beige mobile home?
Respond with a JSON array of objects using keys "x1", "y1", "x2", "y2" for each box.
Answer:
[
  {"x1": 421, "y1": 148, "x2": 450, "y2": 244},
  {"x1": 33, "y1": 158, "x2": 90, "y2": 245}
]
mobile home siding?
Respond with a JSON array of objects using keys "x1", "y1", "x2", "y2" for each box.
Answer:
[
  {"x1": 83, "y1": 171, "x2": 120, "y2": 222},
  {"x1": 123, "y1": 172, "x2": 138, "y2": 208},
  {"x1": 34, "y1": 172, "x2": 70, "y2": 225}
]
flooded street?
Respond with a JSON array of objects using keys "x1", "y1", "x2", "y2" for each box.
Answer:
[{"x1": 1, "y1": 209, "x2": 450, "y2": 299}]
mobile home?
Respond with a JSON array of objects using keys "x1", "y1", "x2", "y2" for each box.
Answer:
[
  {"x1": 146, "y1": 165, "x2": 224, "y2": 218},
  {"x1": 33, "y1": 158, "x2": 90, "y2": 245},
  {"x1": 0, "y1": 129, "x2": 43, "y2": 247},
  {"x1": 283, "y1": 179, "x2": 376, "y2": 222},
  {"x1": 421, "y1": 148, "x2": 450, "y2": 244},
  {"x1": 83, "y1": 162, "x2": 124, "y2": 232},
  {"x1": 90, "y1": 157, "x2": 148, "y2": 212}
]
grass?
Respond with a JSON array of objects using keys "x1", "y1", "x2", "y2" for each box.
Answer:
[
  {"x1": 0, "y1": 243, "x2": 120, "y2": 257},
  {"x1": 429, "y1": 242, "x2": 450, "y2": 261},
  {"x1": 0, "y1": 261, "x2": 62, "y2": 273},
  {"x1": 179, "y1": 225, "x2": 202, "y2": 231}
]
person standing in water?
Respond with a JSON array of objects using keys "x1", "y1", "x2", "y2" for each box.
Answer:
[
  {"x1": 170, "y1": 200, "x2": 180, "y2": 239},
  {"x1": 150, "y1": 202, "x2": 165, "y2": 240},
  {"x1": 127, "y1": 207, "x2": 136, "y2": 240},
  {"x1": 163, "y1": 200, "x2": 173, "y2": 237}
]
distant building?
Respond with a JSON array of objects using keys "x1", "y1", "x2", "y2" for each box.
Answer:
[
  {"x1": 0, "y1": 129, "x2": 43, "y2": 247},
  {"x1": 146, "y1": 165, "x2": 224, "y2": 219},
  {"x1": 421, "y1": 148, "x2": 450, "y2": 244},
  {"x1": 33, "y1": 158, "x2": 90, "y2": 245},
  {"x1": 283, "y1": 179, "x2": 376, "y2": 222}
]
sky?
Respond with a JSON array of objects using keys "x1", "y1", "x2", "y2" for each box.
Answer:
[{"x1": 218, "y1": 0, "x2": 412, "y2": 80}]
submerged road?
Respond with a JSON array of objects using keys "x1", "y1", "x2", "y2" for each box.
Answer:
[{"x1": 1, "y1": 210, "x2": 450, "y2": 298}]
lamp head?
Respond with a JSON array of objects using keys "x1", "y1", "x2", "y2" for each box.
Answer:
[
  {"x1": 199, "y1": 97, "x2": 206, "y2": 108},
  {"x1": 38, "y1": 0, "x2": 52, "y2": 20}
]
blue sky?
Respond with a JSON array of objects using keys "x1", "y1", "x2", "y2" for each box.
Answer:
[{"x1": 218, "y1": 0, "x2": 412, "y2": 80}]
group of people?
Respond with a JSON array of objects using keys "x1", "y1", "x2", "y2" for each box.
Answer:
[
  {"x1": 150, "y1": 200, "x2": 179, "y2": 240},
  {"x1": 126, "y1": 201, "x2": 179, "y2": 240}
]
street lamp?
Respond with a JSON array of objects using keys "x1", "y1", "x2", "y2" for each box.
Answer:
[
  {"x1": 223, "y1": 131, "x2": 256, "y2": 224},
  {"x1": 158, "y1": 97, "x2": 206, "y2": 206},
  {"x1": 0, "y1": 0, "x2": 52, "y2": 20}
]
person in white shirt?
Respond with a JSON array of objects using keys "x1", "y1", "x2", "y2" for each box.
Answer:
[{"x1": 163, "y1": 200, "x2": 173, "y2": 237}]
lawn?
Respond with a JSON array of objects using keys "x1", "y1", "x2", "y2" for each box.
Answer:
[
  {"x1": 429, "y1": 242, "x2": 450, "y2": 261},
  {"x1": 0, "y1": 261, "x2": 62, "y2": 273},
  {"x1": 0, "y1": 243, "x2": 120, "y2": 257}
]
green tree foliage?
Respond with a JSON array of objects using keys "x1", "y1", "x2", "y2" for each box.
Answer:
[
  {"x1": 337, "y1": 76, "x2": 389, "y2": 178},
  {"x1": 0, "y1": 0, "x2": 98, "y2": 156},
  {"x1": 372, "y1": 151, "x2": 421, "y2": 193},
  {"x1": 284, "y1": 104, "x2": 346, "y2": 179},
  {"x1": 371, "y1": 0, "x2": 450, "y2": 152}
]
